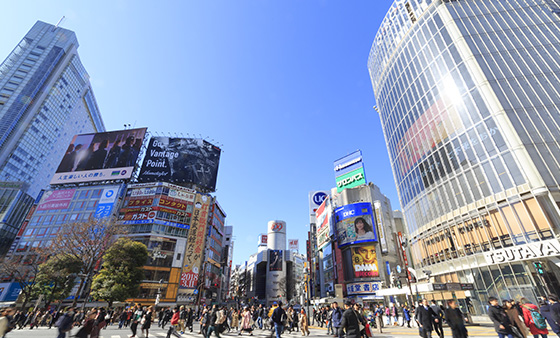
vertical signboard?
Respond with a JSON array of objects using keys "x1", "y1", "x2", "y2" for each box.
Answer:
[
  {"x1": 94, "y1": 186, "x2": 120, "y2": 219},
  {"x1": 309, "y1": 191, "x2": 328, "y2": 223},
  {"x1": 373, "y1": 201, "x2": 389, "y2": 254},
  {"x1": 289, "y1": 239, "x2": 299, "y2": 252},
  {"x1": 315, "y1": 197, "x2": 332, "y2": 250},
  {"x1": 180, "y1": 193, "x2": 212, "y2": 289}
]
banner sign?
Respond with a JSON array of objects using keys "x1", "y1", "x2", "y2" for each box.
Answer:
[
  {"x1": 180, "y1": 193, "x2": 212, "y2": 289},
  {"x1": 159, "y1": 196, "x2": 187, "y2": 211},
  {"x1": 51, "y1": 128, "x2": 147, "y2": 184},
  {"x1": 37, "y1": 189, "x2": 76, "y2": 211},
  {"x1": 94, "y1": 186, "x2": 119, "y2": 219},
  {"x1": 346, "y1": 281, "x2": 382, "y2": 296},
  {"x1": 351, "y1": 245, "x2": 379, "y2": 278},
  {"x1": 373, "y1": 201, "x2": 388, "y2": 253},
  {"x1": 138, "y1": 137, "x2": 221, "y2": 192},
  {"x1": 334, "y1": 150, "x2": 367, "y2": 192},
  {"x1": 335, "y1": 202, "x2": 377, "y2": 247},
  {"x1": 316, "y1": 197, "x2": 332, "y2": 250},
  {"x1": 289, "y1": 239, "x2": 299, "y2": 251},
  {"x1": 484, "y1": 239, "x2": 560, "y2": 265}
]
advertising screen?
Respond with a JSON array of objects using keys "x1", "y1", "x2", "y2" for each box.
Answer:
[
  {"x1": 138, "y1": 137, "x2": 221, "y2": 192},
  {"x1": 51, "y1": 128, "x2": 147, "y2": 184},
  {"x1": 334, "y1": 150, "x2": 367, "y2": 192},
  {"x1": 334, "y1": 202, "x2": 377, "y2": 247},
  {"x1": 269, "y1": 250, "x2": 283, "y2": 271},
  {"x1": 351, "y1": 245, "x2": 379, "y2": 278}
]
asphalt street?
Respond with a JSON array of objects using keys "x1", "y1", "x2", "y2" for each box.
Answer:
[{"x1": 5, "y1": 322, "x2": 499, "y2": 338}]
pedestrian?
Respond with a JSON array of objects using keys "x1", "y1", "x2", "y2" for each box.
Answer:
[
  {"x1": 488, "y1": 297, "x2": 514, "y2": 338},
  {"x1": 185, "y1": 307, "x2": 194, "y2": 332},
  {"x1": 166, "y1": 308, "x2": 181, "y2": 338},
  {"x1": 341, "y1": 300, "x2": 361, "y2": 338},
  {"x1": 75, "y1": 310, "x2": 97, "y2": 338},
  {"x1": 444, "y1": 300, "x2": 468, "y2": 338},
  {"x1": 257, "y1": 305, "x2": 264, "y2": 330},
  {"x1": 119, "y1": 309, "x2": 128, "y2": 329},
  {"x1": 416, "y1": 299, "x2": 438, "y2": 338},
  {"x1": 520, "y1": 298, "x2": 548, "y2": 338},
  {"x1": 240, "y1": 306, "x2": 254, "y2": 336},
  {"x1": 327, "y1": 305, "x2": 334, "y2": 335},
  {"x1": 231, "y1": 309, "x2": 239, "y2": 332},
  {"x1": 300, "y1": 309, "x2": 310, "y2": 336},
  {"x1": 0, "y1": 308, "x2": 15, "y2": 338},
  {"x1": 141, "y1": 306, "x2": 153, "y2": 338},
  {"x1": 540, "y1": 299, "x2": 559, "y2": 337},
  {"x1": 504, "y1": 300, "x2": 528, "y2": 338},
  {"x1": 548, "y1": 295, "x2": 560, "y2": 337},
  {"x1": 403, "y1": 306, "x2": 412, "y2": 328},
  {"x1": 207, "y1": 305, "x2": 221, "y2": 338},
  {"x1": 271, "y1": 301, "x2": 286, "y2": 338},
  {"x1": 292, "y1": 306, "x2": 299, "y2": 332},
  {"x1": 430, "y1": 300, "x2": 445, "y2": 338},
  {"x1": 130, "y1": 306, "x2": 143, "y2": 338},
  {"x1": 55, "y1": 307, "x2": 75, "y2": 338}
]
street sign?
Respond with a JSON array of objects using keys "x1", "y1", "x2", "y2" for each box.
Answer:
[
  {"x1": 432, "y1": 283, "x2": 447, "y2": 291},
  {"x1": 446, "y1": 283, "x2": 462, "y2": 291}
]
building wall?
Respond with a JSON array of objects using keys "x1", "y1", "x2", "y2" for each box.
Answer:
[{"x1": 369, "y1": 0, "x2": 560, "y2": 314}]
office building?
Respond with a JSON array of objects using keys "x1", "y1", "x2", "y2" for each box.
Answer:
[
  {"x1": 0, "y1": 21, "x2": 104, "y2": 254},
  {"x1": 368, "y1": 0, "x2": 560, "y2": 314}
]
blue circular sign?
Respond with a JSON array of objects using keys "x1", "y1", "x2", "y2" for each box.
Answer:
[
  {"x1": 396, "y1": 265, "x2": 402, "y2": 274},
  {"x1": 105, "y1": 190, "x2": 114, "y2": 198},
  {"x1": 312, "y1": 192, "x2": 327, "y2": 206}
]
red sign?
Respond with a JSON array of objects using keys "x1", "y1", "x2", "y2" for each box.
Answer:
[
  {"x1": 180, "y1": 271, "x2": 199, "y2": 288},
  {"x1": 270, "y1": 222, "x2": 284, "y2": 232},
  {"x1": 159, "y1": 196, "x2": 187, "y2": 211},
  {"x1": 127, "y1": 198, "x2": 154, "y2": 207}
]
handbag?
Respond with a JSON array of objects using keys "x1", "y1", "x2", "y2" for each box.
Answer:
[
  {"x1": 511, "y1": 325, "x2": 524, "y2": 338},
  {"x1": 365, "y1": 323, "x2": 373, "y2": 337}
]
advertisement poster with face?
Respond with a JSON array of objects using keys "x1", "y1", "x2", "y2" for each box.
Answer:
[
  {"x1": 269, "y1": 250, "x2": 283, "y2": 271},
  {"x1": 351, "y1": 245, "x2": 379, "y2": 278},
  {"x1": 334, "y1": 202, "x2": 377, "y2": 247}
]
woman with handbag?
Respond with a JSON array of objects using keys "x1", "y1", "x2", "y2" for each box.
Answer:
[
  {"x1": 504, "y1": 300, "x2": 528, "y2": 338},
  {"x1": 141, "y1": 306, "x2": 154, "y2": 338}
]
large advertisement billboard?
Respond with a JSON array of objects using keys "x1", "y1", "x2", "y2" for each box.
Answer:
[
  {"x1": 334, "y1": 150, "x2": 367, "y2": 192},
  {"x1": 351, "y1": 245, "x2": 379, "y2": 278},
  {"x1": 51, "y1": 128, "x2": 147, "y2": 185},
  {"x1": 269, "y1": 250, "x2": 283, "y2": 271},
  {"x1": 334, "y1": 202, "x2": 377, "y2": 247},
  {"x1": 138, "y1": 137, "x2": 221, "y2": 192},
  {"x1": 180, "y1": 193, "x2": 212, "y2": 289}
]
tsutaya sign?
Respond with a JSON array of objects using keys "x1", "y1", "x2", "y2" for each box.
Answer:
[{"x1": 484, "y1": 239, "x2": 560, "y2": 265}]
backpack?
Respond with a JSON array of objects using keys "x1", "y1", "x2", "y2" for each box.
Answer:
[
  {"x1": 55, "y1": 313, "x2": 73, "y2": 332},
  {"x1": 523, "y1": 305, "x2": 547, "y2": 330}
]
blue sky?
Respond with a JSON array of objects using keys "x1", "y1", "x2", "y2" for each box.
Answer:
[{"x1": 1, "y1": 1, "x2": 397, "y2": 266}]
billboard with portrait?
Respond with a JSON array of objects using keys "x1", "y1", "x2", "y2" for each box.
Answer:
[
  {"x1": 269, "y1": 250, "x2": 283, "y2": 271},
  {"x1": 351, "y1": 245, "x2": 379, "y2": 278},
  {"x1": 138, "y1": 137, "x2": 221, "y2": 192},
  {"x1": 51, "y1": 128, "x2": 147, "y2": 184},
  {"x1": 334, "y1": 202, "x2": 377, "y2": 247}
]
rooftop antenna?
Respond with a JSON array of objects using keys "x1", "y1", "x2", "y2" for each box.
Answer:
[{"x1": 54, "y1": 16, "x2": 66, "y2": 29}]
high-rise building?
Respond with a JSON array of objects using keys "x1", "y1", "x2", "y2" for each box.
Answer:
[
  {"x1": 0, "y1": 21, "x2": 104, "y2": 254},
  {"x1": 369, "y1": 0, "x2": 560, "y2": 314}
]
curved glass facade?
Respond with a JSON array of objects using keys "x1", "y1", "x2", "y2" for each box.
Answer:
[{"x1": 369, "y1": 0, "x2": 560, "y2": 313}]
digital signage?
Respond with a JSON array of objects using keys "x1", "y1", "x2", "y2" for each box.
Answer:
[
  {"x1": 269, "y1": 250, "x2": 283, "y2": 271},
  {"x1": 334, "y1": 202, "x2": 377, "y2": 247},
  {"x1": 334, "y1": 150, "x2": 367, "y2": 192},
  {"x1": 351, "y1": 245, "x2": 379, "y2": 278},
  {"x1": 51, "y1": 128, "x2": 147, "y2": 184},
  {"x1": 138, "y1": 137, "x2": 221, "y2": 192}
]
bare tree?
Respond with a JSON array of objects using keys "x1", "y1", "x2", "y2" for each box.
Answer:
[
  {"x1": 0, "y1": 253, "x2": 45, "y2": 310},
  {"x1": 43, "y1": 218, "x2": 124, "y2": 307}
]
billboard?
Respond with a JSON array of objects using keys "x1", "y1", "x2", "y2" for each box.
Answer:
[
  {"x1": 37, "y1": 189, "x2": 76, "y2": 211},
  {"x1": 334, "y1": 202, "x2": 377, "y2": 247},
  {"x1": 180, "y1": 193, "x2": 212, "y2": 289},
  {"x1": 316, "y1": 197, "x2": 332, "y2": 250},
  {"x1": 258, "y1": 234, "x2": 268, "y2": 246},
  {"x1": 346, "y1": 281, "x2": 382, "y2": 296},
  {"x1": 351, "y1": 245, "x2": 379, "y2": 278},
  {"x1": 289, "y1": 239, "x2": 299, "y2": 251},
  {"x1": 138, "y1": 137, "x2": 221, "y2": 192},
  {"x1": 51, "y1": 128, "x2": 147, "y2": 185},
  {"x1": 269, "y1": 250, "x2": 283, "y2": 271},
  {"x1": 309, "y1": 191, "x2": 328, "y2": 223},
  {"x1": 334, "y1": 150, "x2": 367, "y2": 192}
]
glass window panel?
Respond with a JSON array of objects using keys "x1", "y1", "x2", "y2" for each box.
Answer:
[
  {"x1": 492, "y1": 157, "x2": 513, "y2": 190},
  {"x1": 501, "y1": 205, "x2": 526, "y2": 245}
]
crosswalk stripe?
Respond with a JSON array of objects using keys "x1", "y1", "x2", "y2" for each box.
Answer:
[{"x1": 111, "y1": 335, "x2": 121, "y2": 338}]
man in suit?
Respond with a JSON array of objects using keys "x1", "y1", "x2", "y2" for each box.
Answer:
[
  {"x1": 430, "y1": 300, "x2": 445, "y2": 338},
  {"x1": 416, "y1": 299, "x2": 438, "y2": 338},
  {"x1": 340, "y1": 300, "x2": 361, "y2": 338}
]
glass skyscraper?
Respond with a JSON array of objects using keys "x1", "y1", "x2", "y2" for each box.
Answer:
[
  {"x1": 369, "y1": 0, "x2": 560, "y2": 314},
  {"x1": 0, "y1": 21, "x2": 104, "y2": 253}
]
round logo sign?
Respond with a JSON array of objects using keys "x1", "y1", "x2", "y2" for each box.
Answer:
[
  {"x1": 312, "y1": 192, "x2": 327, "y2": 206},
  {"x1": 105, "y1": 190, "x2": 114, "y2": 198},
  {"x1": 396, "y1": 265, "x2": 402, "y2": 274},
  {"x1": 270, "y1": 222, "x2": 284, "y2": 232}
]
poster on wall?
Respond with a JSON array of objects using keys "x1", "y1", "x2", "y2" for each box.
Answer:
[
  {"x1": 51, "y1": 128, "x2": 147, "y2": 184},
  {"x1": 138, "y1": 137, "x2": 221, "y2": 192},
  {"x1": 334, "y1": 202, "x2": 377, "y2": 247},
  {"x1": 316, "y1": 197, "x2": 332, "y2": 250},
  {"x1": 351, "y1": 245, "x2": 379, "y2": 278},
  {"x1": 269, "y1": 250, "x2": 283, "y2": 271}
]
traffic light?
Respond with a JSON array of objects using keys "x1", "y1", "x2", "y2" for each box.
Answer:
[
  {"x1": 534, "y1": 262, "x2": 544, "y2": 275},
  {"x1": 396, "y1": 280, "x2": 402, "y2": 289}
]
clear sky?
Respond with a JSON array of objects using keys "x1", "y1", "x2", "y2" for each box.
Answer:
[{"x1": 1, "y1": 0, "x2": 397, "y2": 266}]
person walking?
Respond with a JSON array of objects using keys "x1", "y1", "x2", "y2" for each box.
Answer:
[
  {"x1": 444, "y1": 300, "x2": 468, "y2": 338},
  {"x1": 488, "y1": 297, "x2": 514, "y2": 338},
  {"x1": 271, "y1": 301, "x2": 286, "y2": 338},
  {"x1": 166, "y1": 308, "x2": 181, "y2": 338},
  {"x1": 240, "y1": 307, "x2": 253, "y2": 336},
  {"x1": 231, "y1": 309, "x2": 240, "y2": 332},
  {"x1": 416, "y1": 299, "x2": 438, "y2": 338},
  {"x1": 520, "y1": 298, "x2": 548, "y2": 338},
  {"x1": 403, "y1": 306, "x2": 412, "y2": 328},
  {"x1": 300, "y1": 309, "x2": 310, "y2": 336},
  {"x1": 430, "y1": 300, "x2": 445, "y2": 338},
  {"x1": 55, "y1": 308, "x2": 75, "y2": 338},
  {"x1": 504, "y1": 300, "x2": 528, "y2": 338},
  {"x1": 340, "y1": 300, "x2": 361, "y2": 338},
  {"x1": 206, "y1": 305, "x2": 221, "y2": 338},
  {"x1": 141, "y1": 306, "x2": 153, "y2": 338},
  {"x1": 548, "y1": 295, "x2": 560, "y2": 337},
  {"x1": 540, "y1": 298, "x2": 560, "y2": 337},
  {"x1": 0, "y1": 308, "x2": 14, "y2": 338}
]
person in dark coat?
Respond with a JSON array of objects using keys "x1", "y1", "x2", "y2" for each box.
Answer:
[
  {"x1": 445, "y1": 300, "x2": 468, "y2": 338},
  {"x1": 340, "y1": 300, "x2": 361, "y2": 338},
  {"x1": 416, "y1": 299, "x2": 438, "y2": 338},
  {"x1": 539, "y1": 299, "x2": 559, "y2": 336},
  {"x1": 488, "y1": 297, "x2": 514, "y2": 338},
  {"x1": 332, "y1": 302, "x2": 344, "y2": 338},
  {"x1": 548, "y1": 295, "x2": 560, "y2": 337},
  {"x1": 431, "y1": 300, "x2": 445, "y2": 338}
]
